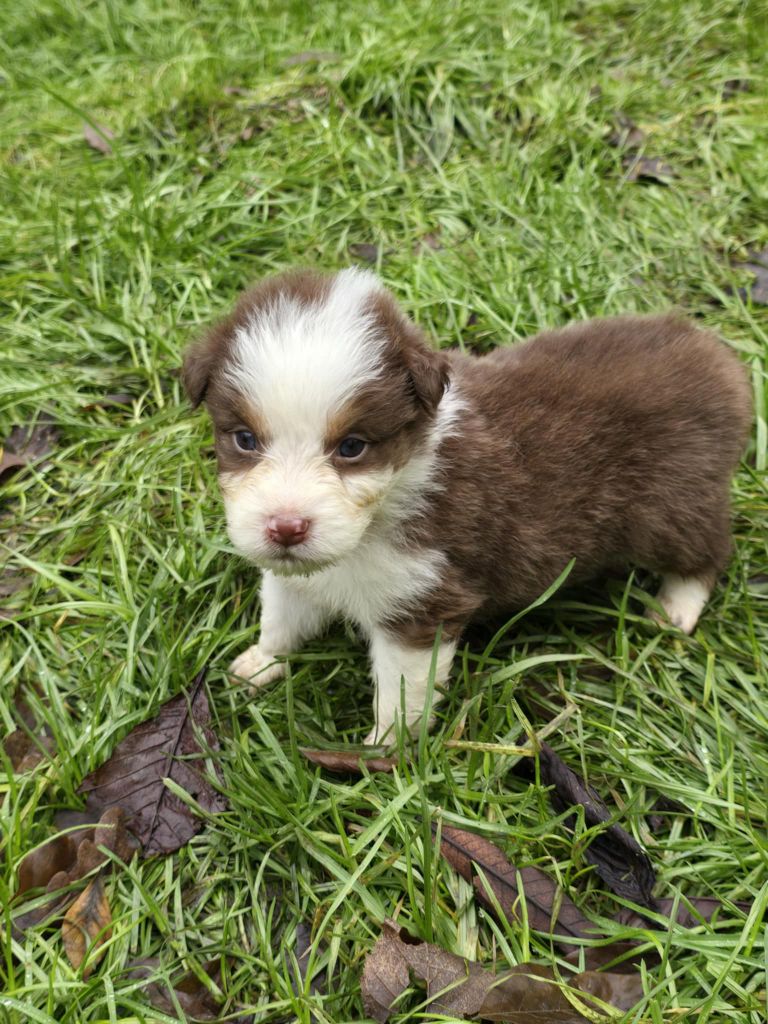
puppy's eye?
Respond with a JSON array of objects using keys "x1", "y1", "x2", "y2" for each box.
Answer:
[
  {"x1": 337, "y1": 436, "x2": 367, "y2": 460},
  {"x1": 233, "y1": 430, "x2": 258, "y2": 452}
]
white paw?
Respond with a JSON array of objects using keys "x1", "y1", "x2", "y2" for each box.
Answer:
[
  {"x1": 228, "y1": 645, "x2": 286, "y2": 690},
  {"x1": 646, "y1": 574, "x2": 711, "y2": 635},
  {"x1": 658, "y1": 599, "x2": 700, "y2": 635}
]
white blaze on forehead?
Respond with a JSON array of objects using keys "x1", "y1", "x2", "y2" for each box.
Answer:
[{"x1": 226, "y1": 268, "x2": 386, "y2": 441}]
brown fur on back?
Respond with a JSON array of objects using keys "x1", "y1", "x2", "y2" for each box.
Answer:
[{"x1": 389, "y1": 315, "x2": 751, "y2": 645}]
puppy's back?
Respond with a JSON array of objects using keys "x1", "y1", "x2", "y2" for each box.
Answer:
[{"x1": 479, "y1": 315, "x2": 751, "y2": 461}]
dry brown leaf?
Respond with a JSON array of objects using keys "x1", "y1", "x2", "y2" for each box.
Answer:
[
  {"x1": 82, "y1": 393, "x2": 134, "y2": 411},
  {"x1": 615, "y1": 895, "x2": 753, "y2": 930},
  {"x1": 0, "y1": 420, "x2": 59, "y2": 484},
  {"x1": 534, "y1": 743, "x2": 657, "y2": 906},
  {"x1": 606, "y1": 114, "x2": 646, "y2": 149},
  {"x1": 282, "y1": 50, "x2": 341, "y2": 67},
  {"x1": 78, "y1": 669, "x2": 227, "y2": 856},
  {"x1": 622, "y1": 154, "x2": 674, "y2": 183},
  {"x1": 348, "y1": 242, "x2": 380, "y2": 264},
  {"x1": 13, "y1": 807, "x2": 137, "y2": 935},
  {"x1": 301, "y1": 747, "x2": 399, "y2": 774},
  {"x1": 3, "y1": 728, "x2": 54, "y2": 775},
  {"x1": 62, "y1": 876, "x2": 112, "y2": 976},
  {"x1": 126, "y1": 957, "x2": 223, "y2": 1019},
  {"x1": 83, "y1": 121, "x2": 115, "y2": 154},
  {"x1": 730, "y1": 246, "x2": 768, "y2": 305},
  {"x1": 436, "y1": 824, "x2": 595, "y2": 951},
  {"x1": 361, "y1": 920, "x2": 645, "y2": 1023}
]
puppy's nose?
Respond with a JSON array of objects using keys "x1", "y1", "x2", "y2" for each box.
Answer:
[{"x1": 266, "y1": 515, "x2": 310, "y2": 547}]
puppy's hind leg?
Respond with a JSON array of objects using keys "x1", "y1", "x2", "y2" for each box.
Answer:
[
  {"x1": 646, "y1": 571, "x2": 716, "y2": 634},
  {"x1": 229, "y1": 571, "x2": 327, "y2": 691},
  {"x1": 364, "y1": 628, "x2": 457, "y2": 746}
]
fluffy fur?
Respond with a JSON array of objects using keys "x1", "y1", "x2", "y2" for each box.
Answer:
[{"x1": 183, "y1": 268, "x2": 751, "y2": 743}]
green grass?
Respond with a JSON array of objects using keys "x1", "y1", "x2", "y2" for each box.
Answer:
[{"x1": 1, "y1": 0, "x2": 767, "y2": 1020}]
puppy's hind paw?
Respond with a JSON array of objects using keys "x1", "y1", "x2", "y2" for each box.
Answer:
[
  {"x1": 645, "y1": 573, "x2": 713, "y2": 636},
  {"x1": 228, "y1": 645, "x2": 286, "y2": 691}
]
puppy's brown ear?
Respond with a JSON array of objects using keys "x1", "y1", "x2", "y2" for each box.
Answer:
[
  {"x1": 181, "y1": 337, "x2": 215, "y2": 407},
  {"x1": 404, "y1": 342, "x2": 450, "y2": 414},
  {"x1": 182, "y1": 316, "x2": 234, "y2": 407},
  {"x1": 368, "y1": 290, "x2": 450, "y2": 415}
]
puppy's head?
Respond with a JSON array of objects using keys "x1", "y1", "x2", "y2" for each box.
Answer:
[{"x1": 183, "y1": 268, "x2": 449, "y2": 574}]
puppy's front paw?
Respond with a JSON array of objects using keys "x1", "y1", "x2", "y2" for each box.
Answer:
[{"x1": 228, "y1": 645, "x2": 286, "y2": 690}]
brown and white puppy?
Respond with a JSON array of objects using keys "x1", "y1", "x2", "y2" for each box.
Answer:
[{"x1": 183, "y1": 268, "x2": 751, "y2": 743}]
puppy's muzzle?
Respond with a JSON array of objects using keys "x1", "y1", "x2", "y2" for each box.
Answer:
[{"x1": 266, "y1": 514, "x2": 311, "y2": 548}]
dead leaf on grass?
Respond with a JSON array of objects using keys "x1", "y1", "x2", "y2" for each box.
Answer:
[
  {"x1": 435, "y1": 824, "x2": 595, "y2": 950},
  {"x1": 3, "y1": 728, "x2": 54, "y2": 775},
  {"x1": 301, "y1": 748, "x2": 399, "y2": 774},
  {"x1": 78, "y1": 668, "x2": 227, "y2": 856},
  {"x1": 361, "y1": 919, "x2": 645, "y2": 1023},
  {"x1": 722, "y1": 78, "x2": 750, "y2": 99},
  {"x1": 82, "y1": 393, "x2": 134, "y2": 411},
  {"x1": 730, "y1": 247, "x2": 768, "y2": 305},
  {"x1": 414, "y1": 230, "x2": 444, "y2": 253},
  {"x1": 615, "y1": 895, "x2": 753, "y2": 930},
  {"x1": 348, "y1": 242, "x2": 380, "y2": 264},
  {"x1": 83, "y1": 120, "x2": 115, "y2": 154},
  {"x1": 126, "y1": 957, "x2": 223, "y2": 1020},
  {"x1": 622, "y1": 154, "x2": 674, "y2": 183},
  {"x1": 535, "y1": 743, "x2": 657, "y2": 906},
  {"x1": 606, "y1": 114, "x2": 646, "y2": 150},
  {"x1": 282, "y1": 50, "x2": 341, "y2": 67},
  {"x1": 62, "y1": 876, "x2": 112, "y2": 976},
  {"x1": 13, "y1": 807, "x2": 138, "y2": 934},
  {"x1": 0, "y1": 420, "x2": 59, "y2": 484}
]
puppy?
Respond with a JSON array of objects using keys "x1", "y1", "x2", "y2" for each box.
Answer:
[{"x1": 183, "y1": 268, "x2": 751, "y2": 743}]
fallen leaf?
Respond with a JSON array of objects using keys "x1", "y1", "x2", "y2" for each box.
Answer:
[
  {"x1": 13, "y1": 807, "x2": 138, "y2": 935},
  {"x1": 606, "y1": 114, "x2": 646, "y2": 150},
  {"x1": 730, "y1": 247, "x2": 768, "y2": 305},
  {"x1": 0, "y1": 569, "x2": 30, "y2": 600},
  {"x1": 646, "y1": 796, "x2": 687, "y2": 834},
  {"x1": 282, "y1": 50, "x2": 341, "y2": 67},
  {"x1": 361, "y1": 920, "x2": 645, "y2": 1023},
  {"x1": 82, "y1": 393, "x2": 134, "y2": 411},
  {"x1": 414, "y1": 230, "x2": 444, "y2": 253},
  {"x1": 436, "y1": 824, "x2": 595, "y2": 950},
  {"x1": 622, "y1": 154, "x2": 674, "y2": 183},
  {"x1": 301, "y1": 748, "x2": 399, "y2": 774},
  {"x1": 564, "y1": 940, "x2": 658, "y2": 973},
  {"x1": 78, "y1": 669, "x2": 227, "y2": 856},
  {"x1": 0, "y1": 420, "x2": 59, "y2": 483},
  {"x1": 18, "y1": 834, "x2": 80, "y2": 896},
  {"x1": 615, "y1": 895, "x2": 752, "y2": 930},
  {"x1": 722, "y1": 78, "x2": 750, "y2": 99},
  {"x1": 3, "y1": 728, "x2": 54, "y2": 775},
  {"x1": 62, "y1": 876, "x2": 112, "y2": 976},
  {"x1": 126, "y1": 957, "x2": 223, "y2": 1020},
  {"x1": 287, "y1": 921, "x2": 328, "y2": 1021},
  {"x1": 83, "y1": 121, "x2": 114, "y2": 154},
  {"x1": 348, "y1": 242, "x2": 380, "y2": 264},
  {"x1": 535, "y1": 744, "x2": 656, "y2": 906}
]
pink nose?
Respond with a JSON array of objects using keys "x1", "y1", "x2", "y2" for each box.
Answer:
[{"x1": 266, "y1": 515, "x2": 310, "y2": 548}]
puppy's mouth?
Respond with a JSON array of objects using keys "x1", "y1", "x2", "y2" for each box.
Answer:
[{"x1": 257, "y1": 547, "x2": 333, "y2": 576}]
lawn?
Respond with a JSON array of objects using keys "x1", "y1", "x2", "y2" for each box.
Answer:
[{"x1": 1, "y1": 0, "x2": 767, "y2": 1021}]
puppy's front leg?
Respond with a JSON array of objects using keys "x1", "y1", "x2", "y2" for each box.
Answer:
[
  {"x1": 229, "y1": 571, "x2": 327, "y2": 690},
  {"x1": 364, "y1": 628, "x2": 458, "y2": 746}
]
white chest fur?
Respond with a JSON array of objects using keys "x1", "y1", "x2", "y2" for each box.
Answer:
[{"x1": 282, "y1": 535, "x2": 444, "y2": 635}]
